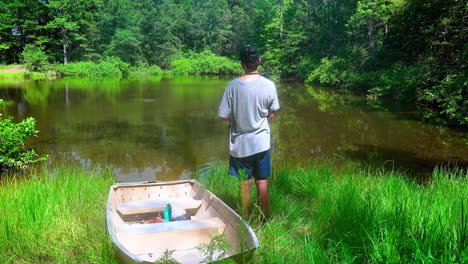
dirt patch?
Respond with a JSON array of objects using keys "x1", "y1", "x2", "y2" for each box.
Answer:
[{"x1": 0, "y1": 65, "x2": 27, "y2": 73}]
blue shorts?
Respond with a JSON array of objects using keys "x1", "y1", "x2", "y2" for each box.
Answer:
[{"x1": 229, "y1": 150, "x2": 271, "y2": 180}]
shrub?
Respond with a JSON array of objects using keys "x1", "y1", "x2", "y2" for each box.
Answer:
[
  {"x1": 295, "y1": 56, "x2": 319, "y2": 81},
  {"x1": 171, "y1": 58, "x2": 196, "y2": 75},
  {"x1": 366, "y1": 64, "x2": 422, "y2": 102},
  {"x1": 21, "y1": 44, "x2": 49, "y2": 71},
  {"x1": 306, "y1": 57, "x2": 352, "y2": 87},
  {"x1": 149, "y1": 65, "x2": 162, "y2": 75},
  {"x1": 53, "y1": 57, "x2": 130, "y2": 77},
  {"x1": 418, "y1": 72, "x2": 467, "y2": 124},
  {"x1": 306, "y1": 56, "x2": 466, "y2": 125},
  {"x1": 170, "y1": 50, "x2": 242, "y2": 75},
  {"x1": 0, "y1": 115, "x2": 43, "y2": 171},
  {"x1": 102, "y1": 56, "x2": 131, "y2": 75}
]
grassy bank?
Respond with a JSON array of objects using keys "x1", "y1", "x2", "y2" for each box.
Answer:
[
  {"x1": 0, "y1": 163, "x2": 466, "y2": 263},
  {"x1": 200, "y1": 163, "x2": 467, "y2": 263},
  {"x1": 0, "y1": 168, "x2": 117, "y2": 263},
  {"x1": 1, "y1": 50, "x2": 241, "y2": 79},
  {"x1": 0, "y1": 65, "x2": 51, "y2": 80}
]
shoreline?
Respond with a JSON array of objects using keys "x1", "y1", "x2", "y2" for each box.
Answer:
[{"x1": 0, "y1": 65, "x2": 55, "y2": 80}]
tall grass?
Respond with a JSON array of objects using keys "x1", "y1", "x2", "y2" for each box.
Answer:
[
  {"x1": 199, "y1": 163, "x2": 468, "y2": 263},
  {"x1": 0, "y1": 163, "x2": 465, "y2": 263},
  {"x1": 0, "y1": 168, "x2": 117, "y2": 263}
]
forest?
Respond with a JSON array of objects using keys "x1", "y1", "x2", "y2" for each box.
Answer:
[{"x1": 0, "y1": 0, "x2": 466, "y2": 125}]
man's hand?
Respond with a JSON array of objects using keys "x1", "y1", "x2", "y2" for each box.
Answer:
[
  {"x1": 268, "y1": 112, "x2": 275, "y2": 122},
  {"x1": 220, "y1": 117, "x2": 231, "y2": 123}
]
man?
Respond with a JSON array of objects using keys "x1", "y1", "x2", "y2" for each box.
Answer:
[{"x1": 218, "y1": 45, "x2": 280, "y2": 218}]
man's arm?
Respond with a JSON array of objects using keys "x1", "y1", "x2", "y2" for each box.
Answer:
[
  {"x1": 218, "y1": 84, "x2": 232, "y2": 124},
  {"x1": 268, "y1": 83, "x2": 280, "y2": 122}
]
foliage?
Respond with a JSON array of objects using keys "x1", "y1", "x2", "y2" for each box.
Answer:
[
  {"x1": 107, "y1": 28, "x2": 143, "y2": 65},
  {"x1": 45, "y1": 0, "x2": 101, "y2": 64},
  {"x1": 308, "y1": 56, "x2": 466, "y2": 124},
  {"x1": 306, "y1": 57, "x2": 352, "y2": 87},
  {"x1": 149, "y1": 65, "x2": 163, "y2": 75},
  {"x1": 200, "y1": 163, "x2": 467, "y2": 263},
  {"x1": 0, "y1": 116, "x2": 43, "y2": 171},
  {"x1": 418, "y1": 72, "x2": 467, "y2": 124},
  {"x1": 21, "y1": 45, "x2": 49, "y2": 71},
  {"x1": 154, "y1": 249, "x2": 180, "y2": 264},
  {"x1": 102, "y1": 56, "x2": 131, "y2": 75},
  {"x1": 170, "y1": 51, "x2": 242, "y2": 75},
  {"x1": 53, "y1": 57, "x2": 130, "y2": 77},
  {"x1": 198, "y1": 233, "x2": 231, "y2": 263},
  {"x1": 0, "y1": 167, "x2": 117, "y2": 263}
]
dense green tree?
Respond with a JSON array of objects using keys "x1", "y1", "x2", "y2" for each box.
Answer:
[
  {"x1": 346, "y1": 0, "x2": 403, "y2": 69},
  {"x1": 138, "y1": 0, "x2": 185, "y2": 67},
  {"x1": 45, "y1": 0, "x2": 101, "y2": 64},
  {"x1": 0, "y1": 0, "x2": 49, "y2": 63},
  {"x1": 107, "y1": 28, "x2": 142, "y2": 65},
  {"x1": 186, "y1": 0, "x2": 232, "y2": 55}
]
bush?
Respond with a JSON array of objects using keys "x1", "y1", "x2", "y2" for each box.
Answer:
[
  {"x1": 102, "y1": 57, "x2": 131, "y2": 75},
  {"x1": 418, "y1": 72, "x2": 467, "y2": 125},
  {"x1": 0, "y1": 115, "x2": 43, "y2": 171},
  {"x1": 21, "y1": 44, "x2": 49, "y2": 71},
  {"x1": 295, "y1": 56, "x2": 319, "y2": 81},
  {"x1": 53, "y1": 57, "x2": 130, "y2": 77},
  {"x1": 366, "y1": 64, "x2": 423, "y2": 102},
  {"x1": 306, "y1": 57, "x2": 353, "y2": 87},
  {"x1": 170, "y1": 50, "x2": 242, "y2": 75},
  {"x1": 306, "y1": 56, "x2": 467, "y2": 125},
  {"x1": 149, "y1": 65, "x2": 162, "y2": 75},
  {"x1": 171, "y1": 58, "x2": 197, "y2": 75}
]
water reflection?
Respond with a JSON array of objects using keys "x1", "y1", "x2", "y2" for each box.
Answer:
[
  {"x1": 0, "y1": 77, "x2": 466, "y2": 181},
  {"x1": 0, "y1": 76, "x2": 228, "y2": 181},
  {"x1": 277, "y1": 84, "x2": 468, "y2": 175}
]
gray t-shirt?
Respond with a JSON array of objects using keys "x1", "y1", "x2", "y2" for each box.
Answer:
[{"x1": 218, "y1": 76, "x2": 280, "y2": 158}]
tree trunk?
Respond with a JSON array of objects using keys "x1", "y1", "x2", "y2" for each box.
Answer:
[
  {"x1": 279, "y1": 0, "x2": 284, "y2": 40},
  {"x1": 63, "y1": 43, "x2": 68, "y2": 64},
  {"x1": 62, "y1": 28, "x2": 69, "y2": 64},
  {"x1": 368, "y1": 22, "x2": 374, "y2": 50}
]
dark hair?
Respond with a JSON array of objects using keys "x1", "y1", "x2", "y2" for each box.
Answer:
[{"x1": 239, "y1": 45, "x2": 260, "y2": 71}]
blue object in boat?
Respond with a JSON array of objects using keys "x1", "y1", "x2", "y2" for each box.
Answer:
[{"x1": 164, "y1": 203, "x2": 172, "y2": 221}]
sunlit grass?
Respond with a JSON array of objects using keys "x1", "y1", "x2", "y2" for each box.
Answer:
[
  {"x1": 0, "y1": 167, "x2": 117, "y2": 263},
  {"x1": 199, "y1": 162, "x2": 468, "y2": 263},
  {"x1": 0, "y1": 163, "x2": 465, "y2": 263},
  {"x1": 0, "y1": 71, "x2": 50, "y2": 79}
]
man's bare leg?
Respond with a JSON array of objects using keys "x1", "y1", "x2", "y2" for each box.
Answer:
[
  {"x1": 240, "y1": 178, "x2": 253, "y2": 216},
  {"x1": 255, "y1": 179, "x2": 269, "y2": 218}
]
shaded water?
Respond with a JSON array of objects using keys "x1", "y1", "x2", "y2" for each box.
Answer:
[{"x1": 0, "y1": 76, "x2": 466, "y2": 181}]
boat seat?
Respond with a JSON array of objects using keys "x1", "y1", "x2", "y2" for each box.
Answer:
[
  {"x1": 120, "y1": 217, "x2": 226, "y2": 235},
  {"x1": 117, "y1": 198, "x2": 203, "y2": 216},
  {"x1": 117, "y1": 217, "x2": 226, "y2": 254}
]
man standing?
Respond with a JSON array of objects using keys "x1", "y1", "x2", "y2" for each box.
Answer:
[{"x1": 218, "y1": 45, "x2": 280, "y2": 218}]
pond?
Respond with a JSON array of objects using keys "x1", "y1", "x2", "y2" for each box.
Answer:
[{"x1": 0, "y1": 76, "x2": 466, "y2": 181}]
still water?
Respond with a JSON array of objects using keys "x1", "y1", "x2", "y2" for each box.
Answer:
[{"x1": 0, "y1": 76, "x2": 466, "y2": 181}]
